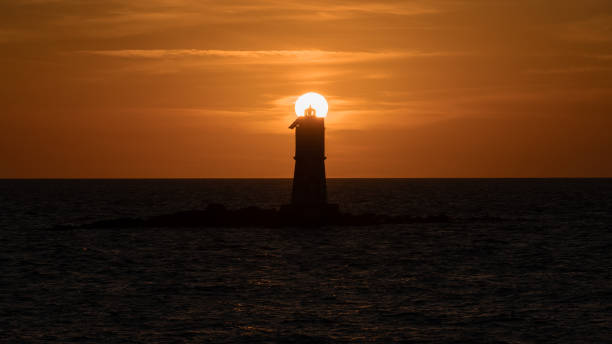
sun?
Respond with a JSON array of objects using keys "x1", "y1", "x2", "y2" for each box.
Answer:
[{"x1": 295, "y1": 92, "x2": 328, "y2": 117}]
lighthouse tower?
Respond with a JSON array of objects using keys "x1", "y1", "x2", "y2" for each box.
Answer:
[
  {"x1": 281, "y1": 95, "x2": 339, "y2": 223},
  {"x1": 289, "y1": 105, "x2": 327, "y2": 205}
]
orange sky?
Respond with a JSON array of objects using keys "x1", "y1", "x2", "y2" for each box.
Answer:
[{"x1": 1, "y1": 0, "x2": 612, "y2": 177}]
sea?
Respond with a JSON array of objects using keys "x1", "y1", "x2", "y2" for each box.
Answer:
[{"x1": 1, "y1": 179, "x2": 610, "y2": 343}]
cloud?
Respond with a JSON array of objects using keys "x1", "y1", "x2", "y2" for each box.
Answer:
[
  {"x1": 1, "y1": 0, "x2": 440, "y2": 40},
  {"x1": 79, "y1": 49, "x2": 460, "y2": 64},
  {"x1": 120, "y1": 1, "x2": 439, "y2": 21}
]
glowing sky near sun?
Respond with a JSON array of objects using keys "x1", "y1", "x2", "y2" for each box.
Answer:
[
  {"x1": 295, "y1": 93, "x2": 328, "y2": 118},
  {"x1": 1, "y1": 0, "x2": 612, "y2": 177}
]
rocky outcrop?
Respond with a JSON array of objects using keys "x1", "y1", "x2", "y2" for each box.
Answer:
[{"x1": 49, "y1": 203, "x2": 489, "y2": 230}]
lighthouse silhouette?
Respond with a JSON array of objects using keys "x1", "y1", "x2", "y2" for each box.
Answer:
[{"x1": 281, "y1": 101, "x2": 339, "y2": 222}]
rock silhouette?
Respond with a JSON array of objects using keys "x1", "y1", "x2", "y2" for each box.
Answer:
[{"x1": 49, "y1": 203, "x2": 504, "y2": 230}]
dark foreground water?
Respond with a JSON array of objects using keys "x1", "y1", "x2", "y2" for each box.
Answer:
[{"x1": 1, "y1": 179, "x2": 611, "y2": 343}]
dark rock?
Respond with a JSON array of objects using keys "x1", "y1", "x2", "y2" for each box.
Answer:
[{"x1": 48, "y1": 204, "x2": 503, "y2": 230}]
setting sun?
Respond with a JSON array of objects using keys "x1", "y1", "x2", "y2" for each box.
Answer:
[{"x1": 295, "y1": 92, "x2": 328, "y2": 118}]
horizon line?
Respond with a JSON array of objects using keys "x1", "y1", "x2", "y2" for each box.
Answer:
[{"x1": 1, "y1": 177, "x2": 611, "y2": 180}]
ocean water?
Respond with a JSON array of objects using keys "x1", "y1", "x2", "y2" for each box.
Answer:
[{"x1": 1, "y1": 179, "x2": 610, "y2": 342}]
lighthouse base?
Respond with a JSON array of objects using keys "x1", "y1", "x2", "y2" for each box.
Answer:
[{"x1": 280, "y1": 203, "x2": 340, "y2": 225}]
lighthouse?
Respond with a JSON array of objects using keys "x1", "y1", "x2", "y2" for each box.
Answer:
[
  {"x1": 281, "y1": 92, "x2": 338, "y2": 222},
  {"x1": 289, "y1": 104, "x2": 327, "y2": 205}
]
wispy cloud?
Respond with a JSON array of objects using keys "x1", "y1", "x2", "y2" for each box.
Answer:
[
  {"x1": 79, "y1": 49, "x2": 461, "y2": 64},
  {"x1": 12, "y1": 0, "x2": 440, "y2": 39}
]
